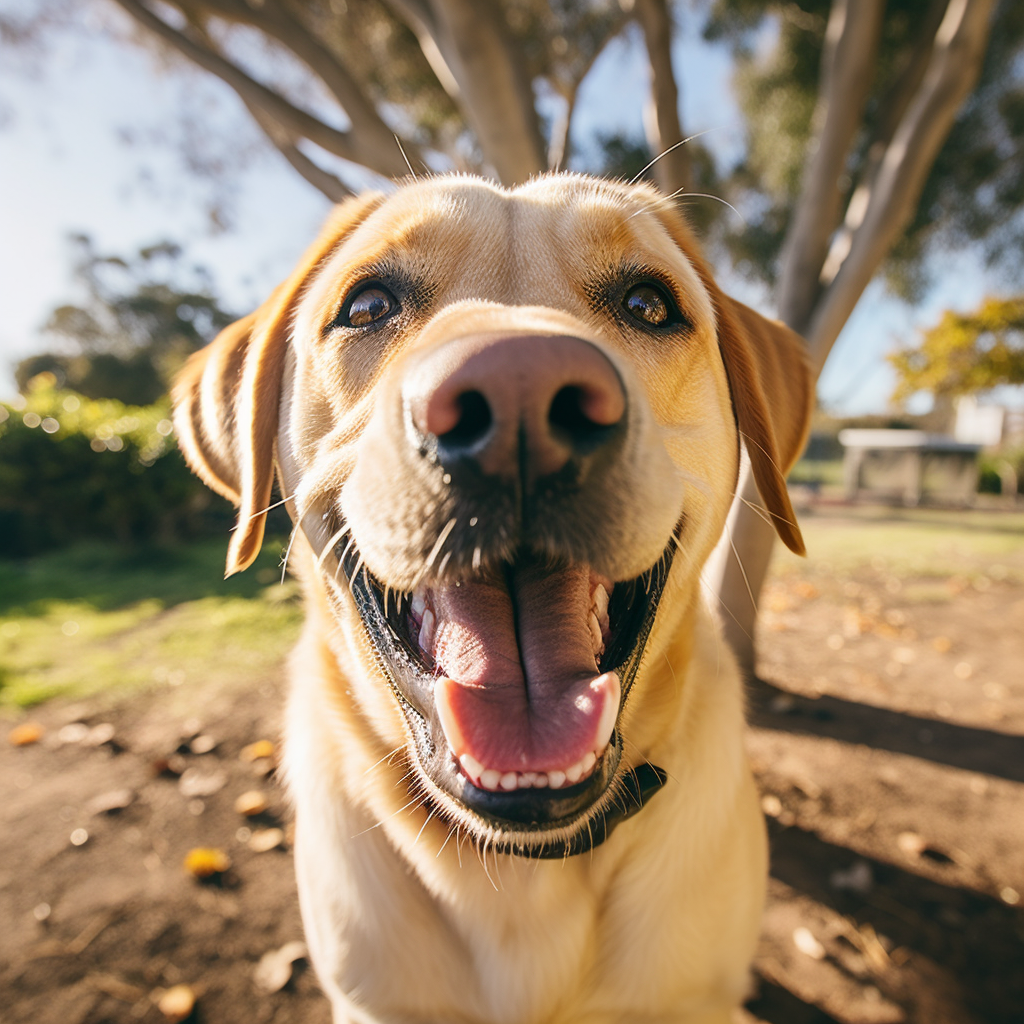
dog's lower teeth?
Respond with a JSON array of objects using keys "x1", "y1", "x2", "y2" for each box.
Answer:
[{"x1": 457, "y1": 751, "x2": 602, "y2": 791}]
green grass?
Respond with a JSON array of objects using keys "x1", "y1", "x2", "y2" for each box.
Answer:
[
  {"x1": 0, "y1": 538, "x2": 303, "y2": 708},
  {"x1": 772, "y1": 506, "x2": 1024, "y2": 582},
  {"x1": 788, "y1": 458, "x2": 844, "y2": 487},
  {"x1": 4, "y1": 506, "x2": 1022, "y2": 709}
]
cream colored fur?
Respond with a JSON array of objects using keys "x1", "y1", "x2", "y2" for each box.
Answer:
[{"x1": 172, "y1": 174, "x2": 812, "y2": 1024}]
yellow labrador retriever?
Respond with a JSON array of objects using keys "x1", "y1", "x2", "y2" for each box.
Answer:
[{"x1": 173, "y1": 174, "x2": 811, "y2": 1024}]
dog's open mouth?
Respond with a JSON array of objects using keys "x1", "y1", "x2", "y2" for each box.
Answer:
[{"x1": 332, "y1": 538, "x2": 672, "y2": 858}]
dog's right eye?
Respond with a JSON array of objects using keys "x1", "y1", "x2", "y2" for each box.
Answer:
[{"x1": 341, "y1": 285, "x2": 398, "y2": 328}]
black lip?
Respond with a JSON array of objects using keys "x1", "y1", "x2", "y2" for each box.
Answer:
[{"x1": 337, "y1": 539, "x2": 674, "y2": 858}]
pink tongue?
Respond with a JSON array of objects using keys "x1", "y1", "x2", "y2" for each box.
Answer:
[{"x1": 431, "y1": 562, "x2": 619, "y2": 773}]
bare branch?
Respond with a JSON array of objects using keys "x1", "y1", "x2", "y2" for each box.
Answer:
[
  {"x1": 245, "y1": 102, "x2": 353, "y2": 203},
  {"x1": 214, "y1": 0, "x2": 417, "y2": 178},
  {"x1": 634, "y1": 0, "x2": 689, "y2": 197},
  {"x1": 111, "y1": 0, "x2": 364, "y2": 163},
  {"x1": 808, "y1": 0, "x2": 998, "y2": 369},
  {"x1": 383, "y1": 0, "x2": 460, "y2": 98},
  {"x1": 776, "y1": 0, "x2": 885, "y2": 335}
]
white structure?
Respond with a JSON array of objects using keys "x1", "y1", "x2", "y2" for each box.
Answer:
[{"x1": 838, "y1": 429, "x2": 982, "y2": 506}]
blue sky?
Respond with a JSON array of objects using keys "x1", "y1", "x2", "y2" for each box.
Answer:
[{"x1": 0, "y1": 3, "x2": 1000, "y2": 413}]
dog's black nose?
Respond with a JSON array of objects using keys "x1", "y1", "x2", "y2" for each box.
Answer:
[{"x1": 404, "y1": 333, "x2": 627, "y2": 482}]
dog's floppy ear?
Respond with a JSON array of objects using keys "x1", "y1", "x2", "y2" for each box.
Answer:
[
  {"x1": 709, "y1": 292, "x2": 813, "y2": 555},
  {"x1": 653, "y1": 206, "x2": 813, "y2": 554},
  {"x1": 173, "y1": 192, "x2": 385, "y2": 576}
]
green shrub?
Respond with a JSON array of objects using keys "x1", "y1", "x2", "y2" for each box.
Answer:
[
  {"x1": 978, "y1": 447, "x2": 1024, "y2": 495},
  {"x1": 0, "y1": 378, "x2": 234, "y2": 555}
]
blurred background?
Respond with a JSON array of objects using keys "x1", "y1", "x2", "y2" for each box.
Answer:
[{"x1": 0, "y1": 2, "x2": 1022, "y2": 1023}]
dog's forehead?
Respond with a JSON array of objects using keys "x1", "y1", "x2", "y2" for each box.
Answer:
[{"x1": 313, "y1": 175, "x2": 711, "y2": 310}]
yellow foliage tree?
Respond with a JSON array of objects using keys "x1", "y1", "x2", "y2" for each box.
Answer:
[{"x1": 890, "y1": 296, "x2": 1024, "y2": 403}]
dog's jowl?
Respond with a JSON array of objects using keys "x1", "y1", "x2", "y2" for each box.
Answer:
[{"x1": 173, "y1": 174, "x2": 812, "y2": 1024}]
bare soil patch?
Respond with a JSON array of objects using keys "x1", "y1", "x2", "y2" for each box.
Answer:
[{"x1": 2, "y1": 509, "x2": 1022, "y2": 1024}]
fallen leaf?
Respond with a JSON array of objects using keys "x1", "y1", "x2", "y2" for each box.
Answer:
[
  {"x1": 157, "y1": 983, "x2": 196, "y2": 1021},
  {"x1": 240, "y1": 739, "x2": 275, "y2": 762},
  {"x1": 88, "y1": 788, "x2": 135, "y2": 815},
  {"x1": 248, "y1": 827, "x2": 284, "y2": 853},
  {"x1": 152, "y1": 754, "x2": 187, "y2": 777},
  {"x1": 9, "y1": 722, "x2": 45, "y2": 746},
  {"x1": 897, "y1": 831, "x2": 927, "y2": 857},
  {"x1": 234, "y1": 790, "x2": 269, "y2": 816},
  {"x1": 57, "y1": 722, "x2": 90, "y2": 744},
  {"x1": 178, "y1": 767, "x2": 227, "y2": 798},
  {"x1": 190, "y1": 734, "x2": 218, "y2": 755},
  {"x1": 83, "y1": 723, "x2": 116, "y2": 747},
  {"x1": 793, "y1": 926, "x2": 826, "y2": 960},
  {"x1": 254, "y1": 940, "x2": 308, "y2": 993},
  {"x1": 183, "y1": 847, "x2": 231, "y2": 878}
]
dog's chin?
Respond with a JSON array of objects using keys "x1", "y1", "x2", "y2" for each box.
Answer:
[{"x1": 326, "y1": 533, "x2": 674, "y2": 859}]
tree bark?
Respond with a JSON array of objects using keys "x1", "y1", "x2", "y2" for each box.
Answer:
[
  {"x1": 711, "y1": 0, "x2": 998, "y2": 679},
  {"x1": 392, "y1": 0, "x2": 547, "y2": 184},
  {"x1": 634, "y1": 0, "x2": 690, "y2": 197},
  {"x1": 775, "y1": 0, "x2": 885, "y2": 335}
]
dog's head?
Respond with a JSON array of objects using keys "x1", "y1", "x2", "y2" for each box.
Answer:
[{"x1": 174, "y1": 174, "x2": 811, "y2": 857}]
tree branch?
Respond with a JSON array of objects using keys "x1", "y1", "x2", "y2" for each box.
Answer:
[
  {"x1": 634, "y1": 0, "x2": 689, "y2": 197},
  {"x1": 214, "y1": 0, "x2": 416, "y2": 178},
  {"x1": 111, "y1": 0, "x2": 361, "y2": 164},
  {"x1": 775, "y1": 0, "x2": 885, "y2": 335},
  {"x1": 383, "y1": 0, "x2": 461, "y2": 98},
  {"x1": 808, "y1": 0, "x2": 998, "y2": 370},
  {"x1": 245, "y1": 101, "x2": 353, "y2": 203}
]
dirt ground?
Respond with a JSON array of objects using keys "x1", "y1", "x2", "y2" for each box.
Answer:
[{"x1": 2, "y1": 510, "x2": 1022, "y2": 1024}]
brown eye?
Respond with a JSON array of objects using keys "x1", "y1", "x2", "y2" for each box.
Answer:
[
  {"x1": 623, "y1": 284, "x2": 670, "y2": 327},
  {"x1": 345, "y1": 286, "x2": 396, "y2": 327}
]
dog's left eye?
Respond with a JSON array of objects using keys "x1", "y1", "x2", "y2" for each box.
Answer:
[
  {"x1": 623, "y1": 283, "x2": 676, "y2": 328},
  {"x1": 343, "y1": 285, "x2": 398, "y2": 328}
]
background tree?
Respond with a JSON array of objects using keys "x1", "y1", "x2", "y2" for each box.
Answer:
[
  {"x1": 889, "y1": 295, "x2": 1024, "y2": 402},
  {"x1": 16, "y1": 236, "x2": 237, "y2": 405},
  {"x1": 6, "y1": 0, "x2": 1022, "y2": 673}
]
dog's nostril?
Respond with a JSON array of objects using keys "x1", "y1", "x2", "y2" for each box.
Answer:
[
  {"x1": 549, "y1": 386, "x2": 620, "y2": 452},
  {"x1": 440, "y1": 390, "x2": 493, "y2": 448}
]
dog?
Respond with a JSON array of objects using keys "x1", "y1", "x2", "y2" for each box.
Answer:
[{"x1": 173, "y1": 173, "x2": 811, "y2": 1024}]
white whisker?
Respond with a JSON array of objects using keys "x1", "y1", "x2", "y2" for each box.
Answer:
[
  {"x1": 395, "y1": 135, "x2": 417, "y2": 179},
  {"x1": 316, "y1": 523, "x2": 351, "y2": 569},
  {"x1": 425, "y1": 517, "x2": 457, "y2": 569},
  {"x1": 628, "y1": 128, "x2": 720, "y2": 186},
  {"x1": 280, "y1": 525, "x2": 299, "y2": 583}
]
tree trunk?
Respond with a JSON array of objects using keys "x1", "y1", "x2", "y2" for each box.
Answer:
[{"x1": 710, "y1": 0, "x2": 997, "y2": 679}]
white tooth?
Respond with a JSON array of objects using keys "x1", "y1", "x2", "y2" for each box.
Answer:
[
  {"x1": 589, "y1": 612, "x2": 603, "y2": 653},
  {"x1": 480, "y1": 769, "x2": 501, "y2": 791},
  {"x1": 519, "y1": 772, "x2": 537, "y2": 789},
  {"x1": 418, "y1": 608, "x2": 435, "y2": 653},
  {"x1": 533, "y1": 773, "x2": 548, "y2": 788},
  {"x1": 565, "y1": 760, "x2": 584, "y2": 785},
  {"x1": 411, "y1": 590, "x2": 426, "y2": 619},
  {"x1": 595, "y1": 687, "x2": 618, "y2": 752},
  {"x1": 499, "y1": 772, "x2": 518, "y2": 791},
  {"x1": 548, "y1": 770, "x2": 566, "y2": 789},
  {"x1": 592, "y1": 584, "x2": 609, "y2": 619},
  {"x1": 459, "y1": 753, "x2": 484, "y2": 784},
  {"x1": 582, "y1": 751, "x2": 597, "y2": 774}
]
